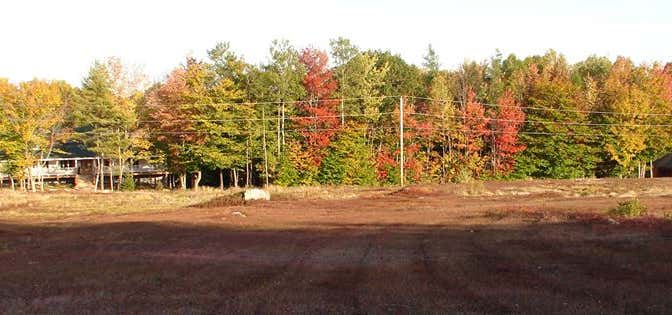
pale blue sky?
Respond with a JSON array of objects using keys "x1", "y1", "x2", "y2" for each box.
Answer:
[{"x1": 2, "y1": 0, "x2": 671, "y2": 86}]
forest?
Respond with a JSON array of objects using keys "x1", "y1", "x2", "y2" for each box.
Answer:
[{"x1": 1, "y1": 38, "x2": 672, "y2": 189}]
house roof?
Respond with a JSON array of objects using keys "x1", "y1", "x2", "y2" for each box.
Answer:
[
  {"x1": 653, "y1": 153, "x2": 672, "y2": 170},
  {"x1": 50, "y1": 141, "x2": 97, "y2": 159}
]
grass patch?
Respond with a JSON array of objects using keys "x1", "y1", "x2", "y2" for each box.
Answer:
[
  {"x1": 609, "y1": 199, "x2": 647, "y2": 218},
  {"x1": 0, "y1": 189, "x2": 233, "y2": 219}
]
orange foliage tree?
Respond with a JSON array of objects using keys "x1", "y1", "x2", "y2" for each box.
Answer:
[{"x1": 489, "y1": 90, "x2": 526, "y2": 175}]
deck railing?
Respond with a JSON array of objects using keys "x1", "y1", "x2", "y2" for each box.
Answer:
[
  {"x1": 0, "y1": 162, "x2": 165, "y2": 179},
  {"x1": 102, "y1": 164, "x2": 163, "y2": 174}
]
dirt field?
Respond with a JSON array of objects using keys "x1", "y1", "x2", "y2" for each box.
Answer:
[{"x1": 1, "y1": 179, "x2": 672, "y2": 314}]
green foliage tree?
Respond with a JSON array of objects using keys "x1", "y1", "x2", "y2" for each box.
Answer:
[
  {"x1": 318, "y1": 125, "x2": 376, "y2": 185},
  {"x1": 76, "y1": 59, "x2": 151, "y2": 190},
  {"x1": 514, "y1": 52, "x2": 601, "y2": 178},
  {"x1": 1, "y1": 79, "x2": 70, "y2": 191}
]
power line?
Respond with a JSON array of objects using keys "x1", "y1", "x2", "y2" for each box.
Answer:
[
  {"x1": 5, "y1": 111, "x2": 395, "y2": 124},
  {"x1": 139, "y1": 95, "x2": 399, "y2": 109},
  {"x1": 56, "y1": 126, "x2": 399, "y2": 136},
  {"x1": 409, "y1": 96, "x2": 672, "y2": 117},
  {"x1": 411, "y1": 112, "x2": 672, "y2": 128},
  {"x1": 408, "y1": 125, "x2": 608, "y2": 138}
]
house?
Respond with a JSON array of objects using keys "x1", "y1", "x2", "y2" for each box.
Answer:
[
  {"x1": 0, "y1": 142, "x2": 166, "y2": 189},
  {"x1": 653, "y1": 153, "x2": 672, "y2": 177}
]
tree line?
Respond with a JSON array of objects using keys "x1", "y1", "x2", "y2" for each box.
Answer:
[{"x1": 1, "y1": 38, "x2": 671, "y2": 190}]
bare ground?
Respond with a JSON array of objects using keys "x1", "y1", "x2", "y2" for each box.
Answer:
[{"x1": 1, "y1": 179, "x2": 672, "y2": 314}]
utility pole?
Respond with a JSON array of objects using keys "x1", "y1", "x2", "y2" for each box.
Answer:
[
  {"x1": 281, "y1": 101, "x2": 286, "y2": 146},
  {"x1": 262, "y1": 108, "x2": 270, "y2": 187},
  {"x1": 399, "y1": 96, "x2": 405, "y2": 187},
  {"x1": 340, "y1": 98, "x2": 345, "y2": 125}
]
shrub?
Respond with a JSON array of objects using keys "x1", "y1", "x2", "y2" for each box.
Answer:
[
  {"x1": 276, "y1": 142, "x2": 319, "y2": 186},
  {"x1": 609, "y1": 199, "x2": 647, "y2": 218},
  {"x1": 317, "y1": 126, "x2": 376, "y2": 186},
  {"x1": 453, "y1": 167, "x2": 473, "y2": 184},
  {"x1": 119, "y1": 174, "x2": 136, "y2": 191}
]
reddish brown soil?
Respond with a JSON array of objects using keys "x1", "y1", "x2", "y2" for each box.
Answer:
[{"x1": 1, "y1": 180, "x2": 672, "y2": 314}]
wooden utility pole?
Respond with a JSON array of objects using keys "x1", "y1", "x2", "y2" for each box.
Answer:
[
  {"x1": 281, "y1": 101, "x2": 286, "y2": 146},
  {"x1": 276, "y1": 105, "x2": 281, "y2": 159},
  {"x1": 399, "y1": 96, "x2": 405, "y2": 187},
  {"x1": 246, "y1": 133, "x2": 251, "y2": 187},
  {"x1": 341, "y1": 98, "x2": 345, "y2": 125},
  {"x1": 262, "y1": 108, "x2": 270, "y2": 187}
]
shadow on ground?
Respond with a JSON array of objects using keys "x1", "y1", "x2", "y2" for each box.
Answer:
[{"x1": 1, "y1": 218, "x2": 671, "y2": 314}]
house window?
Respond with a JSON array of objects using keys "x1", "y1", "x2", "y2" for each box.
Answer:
[{"x1": 59, "y1": 160, "x2": 75, "y2": 168}]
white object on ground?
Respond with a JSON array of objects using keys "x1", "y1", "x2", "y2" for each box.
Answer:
[{"x1": 244, "y1": 188, "x2": 270, "y2": 201}]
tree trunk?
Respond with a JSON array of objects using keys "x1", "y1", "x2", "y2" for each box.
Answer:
[
  {"x1": 9, "y1": 176, "x2": 15, "y2": 191},
  {"x1": 100, "y1": 158, "x2": 105, "y2": 191},
  {"x1": 638, "y1": 162, "x2": 642, "y2": 179},
  {"x1": 29, "y1": 170, "x2": 36, "y2": 192},
  {"x1": 193, "y1": 170, "x2": 202, "y2": 190},
  {"x1": 179, "y1": 173, "x2": 187, "y2": 190},
  {"x1": 233, "y1": 169, "x2": 239, "y2": 188},
  {"x1": 109, "y1": 161, "x2": 114, "y2": 191},
  {"x1": 650, "y1": 160, "x2": 654, "y2": 178},
  {"x1": 219, "y1": 169, "x2": 224, "y2": 190},
  {"x1": 94, "y1": 159, "x2": 99, "y2": 192},
  {"x1": 117, "y1": 156, "x2": 124, "y2": 191}
]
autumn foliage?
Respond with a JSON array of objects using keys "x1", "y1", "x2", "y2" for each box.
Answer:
[
  {"x1": 3, "y1": 42, "x2": 672, "y2": 190},
  {"x1": 489, "y1": 90, "x2": 526, "y2": 173},
  {"x1": 294, "y1": 48, "x2": 340, "y2": 165}
]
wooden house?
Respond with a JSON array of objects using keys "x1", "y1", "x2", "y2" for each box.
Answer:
[{"x1": 0, "y1": 143, "x2": 165, "y2": 188}]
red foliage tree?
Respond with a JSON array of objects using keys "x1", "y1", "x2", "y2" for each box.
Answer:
[
  {"x1": 489, "y1": 90, "x2": 526, "y2": 174},
  {"x1": 460, "y1": 90, "x2": 490, "y2": 155},
  {"x1": 145, "y1": 61, "x2": 207, "y2": 183},
  {"x1": 375, "y1": 100, "x2": 432, "y2": 182},
  {"x1": 294, "y1": 48, "x2": 340, "y2": 165},
  {"x1": 661, "y1": 63, "x2": 672, "y2": 104}
]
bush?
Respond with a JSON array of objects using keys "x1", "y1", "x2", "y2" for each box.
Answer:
[
  {"x1": 453, "y1": 167, "x2": 473, "y2": 184},
  {"x1": 119, "y1": 174, "x2": 136, "y2": 191},
  {"x1": 276, "y1": 142, "x2": 318, "y2": 186},
  {"x1": 609, "y1": 199, "x2": 647, "y2": 218},
  {"x1": 317, "y1": 126, "x2": 376, "y2": 186}
]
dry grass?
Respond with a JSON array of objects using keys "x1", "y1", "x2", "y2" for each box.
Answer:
[
  {"x1": 264, "y1": 185, "x2": 391, "y2": 200},
  {"x1": 450, "y1": 178, "x2": 672, "y2": 198},
  {"x1": 3, "y1": 178, "x2": 672, "y2": 220},
  {"x1": 0, "y1": 185, "x2": 391, "y2": 220},
  {"x1": 0, "y1": 189, "x2": 232, "y2": 219}
]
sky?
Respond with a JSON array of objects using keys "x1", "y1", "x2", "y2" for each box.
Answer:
[{"x1": 2, "y1": 0, "x2": 671, "y2": 86}]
